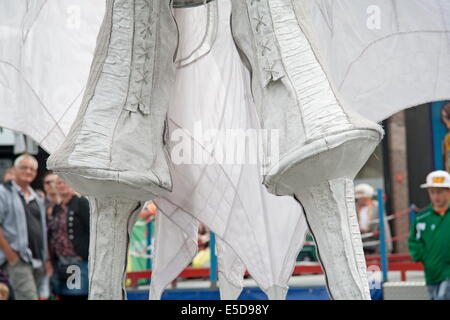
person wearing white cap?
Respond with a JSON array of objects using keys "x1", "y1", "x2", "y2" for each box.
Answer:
[
  {"x1": 409, "y1": 170, "x2": 450, "y2": 300},
  {"x1": 355, "y1": 184, "x2": 376, "y2": 233},
  {"x1": 355, "y1": 184, "x2": 392, "y2": 255}
]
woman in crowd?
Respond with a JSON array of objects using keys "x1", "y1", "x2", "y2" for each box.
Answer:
[{"x1": 47, "y1": 175, "x2": 90, "y2": 300}]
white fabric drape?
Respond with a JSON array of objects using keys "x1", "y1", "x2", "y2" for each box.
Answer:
[
  {"x1": 0, "y1": 0, "x2": 104, "y2": 152},
  {"x1": 151, "y1": 1, "x2": 306, "y2": 299}
]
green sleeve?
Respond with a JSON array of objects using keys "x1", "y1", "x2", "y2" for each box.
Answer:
[{"x1": 408, "y1": 218, "x2": 425, "y2": 262}]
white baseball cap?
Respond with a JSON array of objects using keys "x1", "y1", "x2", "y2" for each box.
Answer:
[
  {"x1": 355, "y1": 184, "x2": 375, "y2": 199},
  {"x1": 420, "y1": 170, "x2": 450, "y2": 189}
]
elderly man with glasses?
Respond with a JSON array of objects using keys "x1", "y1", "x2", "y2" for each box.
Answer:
[{"x1": 0, "y1": 154, "x2": 50, "y2": 300}]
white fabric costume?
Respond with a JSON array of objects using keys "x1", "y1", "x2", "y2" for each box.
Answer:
[
  {"x1": 1, "y1": 0, "x2": 449, "y2": 300},
  {"x1": 151, "y1": 2, "x2": 307, "y2": 300}
]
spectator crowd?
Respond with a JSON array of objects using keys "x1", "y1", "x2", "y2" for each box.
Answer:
[
  {"x1": 1, "y1": 154, "x2": 448, "y2": 300},
  {"x1": 355, "y1": 171, "x2": 450, "y2": 300},
  {"x1": 0, "y1": 154, "x2": 89, "y2": 300}
]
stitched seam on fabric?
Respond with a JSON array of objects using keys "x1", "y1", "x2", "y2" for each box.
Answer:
[
  {"x1": 151, "y1": 207, "x2": 198, "y2": 296},
  {"x1": 0, "y1": 59, "x2": 65, "y2": 138},
  {"x1": 122, "y1": 202, "x2": 141, "y2": 299},
  {"x1": 72, "y1": 0, "x2": 115, "y2": 165},
  {"x1": 291, "y1": 0, "x2": 353, "y2": 130},
  {"x1": 149, "y1": 0, "x2": 159, "y2": 116},
  {"x1": 149, "y1": 0, "x2": 161, "y2": 171},
  {"x1": 391, "y1": 0, "x2": 400, "y2": 32},
  {"x1": 124, "y1": 0, "x2": 136, "y2": 110},
  {"x1": 341, "y1": 179, "x2": 369, "y2": 297},
  {"x1": 278, "y1": 213, "x2": 303, "y2": 285},
  {"x1": 137, "y1": 1, "x2": 147, "y2": 111},
  {"x1": 287, "y1": 0, "x2": 353, "y2": 137},
  {"x1": 244, "y1": 0, "x2": 268, "y2": 89},
  {"x1": 338, "y1": 30, "x2": 450, "y2": 91},
  {"x1": 176, "y1": 2, "x2": 212, "y2": 65},
  {"x1": 21, "y1": 0, "x2": 48, "y2": 43},
  {"x1": 38, "y1": 88, "x2": 84, "y2": 146},
  {"x1": 107, "y1": 2, "x2": 134, "y2": 168},
  {"x1": 164, "y1": 138, "x2": 268, "y2": 285},
  {"x1": 296, "y1": 192, "x2": 334, "y2": 299},
  {"x1": 266, "y1": 0, "x2": 306, "y2": 139},
  {"x1": 254, "y1": 146, "x2": 279, "y2": 284},
  {"x1": 88, "y1": 198, "x2": 100, "y2": 296}
]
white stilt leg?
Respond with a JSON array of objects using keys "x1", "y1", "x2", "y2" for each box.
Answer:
[
  {"x1": 87, "y1": 197, "x2": 142, "y2": 300},
  {"x1": 294, "y1": 178, "x2": 371, "y2": 300}
]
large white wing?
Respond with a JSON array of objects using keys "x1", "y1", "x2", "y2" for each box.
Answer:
[
  {"x1": 3, "y1": 1, "x2": 448, "y2": 151},
  {"x1": 0, "y1": 0, "x2": 104, "y2": 153},
  {"x1": 297, "y1": 0, "x2": 450, "y2": 122}
]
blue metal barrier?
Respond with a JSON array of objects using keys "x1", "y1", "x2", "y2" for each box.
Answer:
[
  {"x1": 377, "y1": 189, "x2": 389, "y2": 283},
  {"x1": 210, "y1": 232, "x2": 218, "y2": 287}
]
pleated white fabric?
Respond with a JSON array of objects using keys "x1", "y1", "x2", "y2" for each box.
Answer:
[{"x1": 150, "y1": 1, "x2": 307, "y2": 300}]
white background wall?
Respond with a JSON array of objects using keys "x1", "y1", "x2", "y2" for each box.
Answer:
[{"x1": 0, "y1": 127, "x2": 14, "y2": 146}]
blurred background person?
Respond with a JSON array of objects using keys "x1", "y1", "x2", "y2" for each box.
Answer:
[
  {"x1": 355, "y1": 183, "x2": 392, "y2": 255},
  {"x1": 38, "y1": 171, "x2": 60, "y2": 299},
  {"x1": 440, "y1": 102, "x2": 450, "y2": 172},
  {"x1": 0, "y1": 270, "x2": 13, "y2": 300},
  {"x1": 192, "y1": 224, "x2": 211, "y2": 269},
  {"x1": 0, "y1": 282, "x2": 9, "y2": 300},
  {"x1": 2, "y1": 167, "x2": 16, "y2": 183},
  {"x1": 47, "y1": 175, "x2": 89, "y2": 300},
  {"x1": 409, "y1": 170, "x2": 450, "y2": 300},
  {"x1": 128, "y1": 202, "x2": 157, "y2": 273},
  {"x1": 42, "y1": 171, "x2": 60, "y2": 217},
  {"x1": 197, "y1": 224, "x2": 210, "y2": 251},
  {"x1": 0, "y1": 154, "x2": 49, "y2": 300},
  {"x1": 126, "y1": 201, "x2": 157, "y2": 287}
]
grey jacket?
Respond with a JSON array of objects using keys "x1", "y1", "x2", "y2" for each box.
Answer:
[{"x1": 0, "y1": 181, "x2": 48, "y2": 267}]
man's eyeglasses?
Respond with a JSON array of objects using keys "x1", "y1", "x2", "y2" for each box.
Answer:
[{"x1": 17, "y1": 166, "x2": 37, "y2": 172}]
